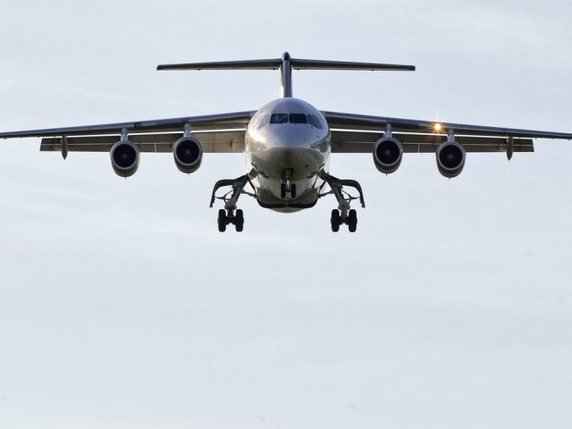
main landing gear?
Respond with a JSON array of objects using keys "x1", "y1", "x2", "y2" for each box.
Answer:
[
  {"x1": 319, "y1": 172, "x2": 365, "y2": 233},
  {"x1": 210, "y1": 175, "x2": 253, "y2": 232}
]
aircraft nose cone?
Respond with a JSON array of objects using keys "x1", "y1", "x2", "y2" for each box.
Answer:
[{"x1": 271, "y1": 127, "x2": 315, "y2": 148}]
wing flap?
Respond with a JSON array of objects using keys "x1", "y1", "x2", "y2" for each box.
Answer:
[
  {"x1": 331, "y1": 131, "x2": 534, "y2": 153},
  {"x1": 40, "y1": 130, "x2": 245, "y2": 154}
]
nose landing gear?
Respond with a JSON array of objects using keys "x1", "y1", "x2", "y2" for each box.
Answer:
[
  {"x1": 280, "y1": 168, "x2": 297, "y2": 199},
  {"x1": 280, "y1": 183, "x2": 297, "y2": 199}
]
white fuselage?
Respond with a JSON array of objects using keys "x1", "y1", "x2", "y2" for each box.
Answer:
[{"x1": 245, "y1": 98, "x2": 331, "y2": 212}]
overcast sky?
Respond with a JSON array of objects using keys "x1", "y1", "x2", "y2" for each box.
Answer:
[{"x1": 1, "y1": 1, "x2": 571, "y2": 428}]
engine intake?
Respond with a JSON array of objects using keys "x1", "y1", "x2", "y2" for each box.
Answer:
[
  {"x1": 173, "y1": 136, "x2": 203, "y2": 174},
  {"x1": 110, "y1": 139, "x2": 140, "y2": 177},
  {"x1": 373, "y1": 136, "x2": 403, "y2": 174},
  {"x1": 436, "y1": 139, "x2": 466, "y2": 178}
]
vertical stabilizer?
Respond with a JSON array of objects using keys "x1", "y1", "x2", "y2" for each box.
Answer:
[{"x1": 280, "y1": 52, "x2": 293, "y2": 98}]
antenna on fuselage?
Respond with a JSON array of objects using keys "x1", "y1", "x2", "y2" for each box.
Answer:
[{"x1": 157, "y1": 52, "x2": 416, "y2": 98}]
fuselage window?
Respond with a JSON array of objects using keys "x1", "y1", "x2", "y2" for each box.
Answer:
[
  {"x1": 289, "y1": 113, "x2": 308, "y2": 124},
  {"x1": 307, "y1": 114, "x2": 324, "y2": 129},
  {"x1": 270, "y1": 113, "x2": 289, "y2": 124}
]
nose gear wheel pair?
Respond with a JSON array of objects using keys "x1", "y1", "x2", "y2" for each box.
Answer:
[{"x1": 280, "y1": 168, "x2": 297, "y2": 199}]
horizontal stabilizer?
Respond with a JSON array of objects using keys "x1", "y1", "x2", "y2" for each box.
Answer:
[
  {"x1": 290, "y1": 59, "x2": 415, "y2": 72},
  {"x1": 157, "y1": 52, "x2": 415, "y2": 98},
  {"x1": 157, "y1": 59, "x2": 283, "y2": 71},
  {"x1": 157, "y1": 57, "x2": 415, "y2": 72}
]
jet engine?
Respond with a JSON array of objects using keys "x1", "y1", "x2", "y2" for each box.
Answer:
[
  {"x1": 436, "y1": 137, "x2": 466, "y2": 178},
  {"x1": 373, "y1": 136, "x2": 403, "y2": 174},
  {"x1": 110, "y1": 138, "x2": 140, "y2": 177},
  {"x1": 173, "y1": 136, "x2": 203, "y2": 174}
]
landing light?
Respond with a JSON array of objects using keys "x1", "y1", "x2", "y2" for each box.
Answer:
[{"x1": 434, "y1": 123, "x2": 443, "y2": 132}]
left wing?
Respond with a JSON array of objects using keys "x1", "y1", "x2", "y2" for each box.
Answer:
[
  {"x1": 0, "y1": 111, "x2": 255, "y2": 154},
  {"x1": 324, "y1": 111, "x2": 572, "y2": 155}
]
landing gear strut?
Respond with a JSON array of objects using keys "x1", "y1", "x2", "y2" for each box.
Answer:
[
  {"x1": 210, "y1": 175, "x2": 253, "y2": 232},
  {"x1": 320, "y1": 172, "x2": 365, "y2": 233}
]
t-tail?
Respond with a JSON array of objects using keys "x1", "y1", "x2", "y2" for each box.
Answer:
[{"x1": 157, "y1": 52, "x2": 416, "y2": 98}]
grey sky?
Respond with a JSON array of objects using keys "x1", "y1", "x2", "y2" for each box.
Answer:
[{"x1": 1, "y1": 1, "x2": 571, "y2": 428}]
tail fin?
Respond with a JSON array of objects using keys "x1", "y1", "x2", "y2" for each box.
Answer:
[{"x1": 157, "y1": 52, "x2": 415, "y2": 98}]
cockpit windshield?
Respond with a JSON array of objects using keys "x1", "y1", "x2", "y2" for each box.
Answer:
[
  {"x1": 270, "y1": 113, "x2": 288, "y2": 124},
  {"x1": 307, "y1": 114, "x2": 323, "y2": 129},
  {"x1": 266, "y1": 113, "x2": 324, "y2": 129},
  {"x1": 289, "y1": 114, "x2": 307, "y2": 124}
]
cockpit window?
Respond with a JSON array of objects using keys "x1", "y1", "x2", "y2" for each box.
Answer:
[
  {"x1": 270, "y1": 113, "x2": 289, "y2": 124},
  {"x1": 256, "y1": 114, "x2": 270, "y2": 129},
  {"x1": 289, "y1": 113, "x2": 308, "y2": 124},
  {"x1": 307, "y1": 114, "x2": 324, "y2": 129},
  {"x1": 268, "y1": 112, "x2": 324, "y2": 128}
]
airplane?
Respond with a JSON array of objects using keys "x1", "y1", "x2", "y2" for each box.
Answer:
[{"x1": 1, "y1": 51, "x2": 572, "y2": 233}]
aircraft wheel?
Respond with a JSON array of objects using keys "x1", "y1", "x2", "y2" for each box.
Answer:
[
  {"x1": 235, "y1": 209, "x2": 244, "y2": 232},
  {"x1": 348, "y1": 209, "x2": 358, "y2": 233},
  {"x1": 217, "y1": 209, "x2": 227, "y2": 232},
  {"x1": 290, "y1": 184, "x2": 297, "y2": 198},
  {"x1": 331, "y1": 209, "x2": 340, "y2": 232}
]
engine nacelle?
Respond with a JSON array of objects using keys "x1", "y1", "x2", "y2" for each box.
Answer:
[
  {"x1": 373, "y1": 136, "x2": 403, "y2": 174},
  {"x1": 436, "y1": 139, "x2": 466, "y2": 178},
  {"x1": 110, "y1": 139, "x2": 140, "y2": 177},
  {"x1": 173, "y1": 136, "x2": 202, "y2": 174}
]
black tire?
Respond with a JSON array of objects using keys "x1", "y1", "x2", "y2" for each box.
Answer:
[
  {"x1": 290, "y1": 183, "x2": 297, "y2": 199},
  {"x1": 235, "y1": 209, "x2": 244, "y2": 232},
  {"x1": 280, "y1": 183, "x2": 286, "y2": 199},
  {"x1": 217, "y1": 209, "x2": 227, "y2": 232},
  {"x1": 330, "y1": 209, "x2": 340, "y2": 232},
  {"x1": 348, "y1": 209, "x2": 358, "y2": 233}
]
